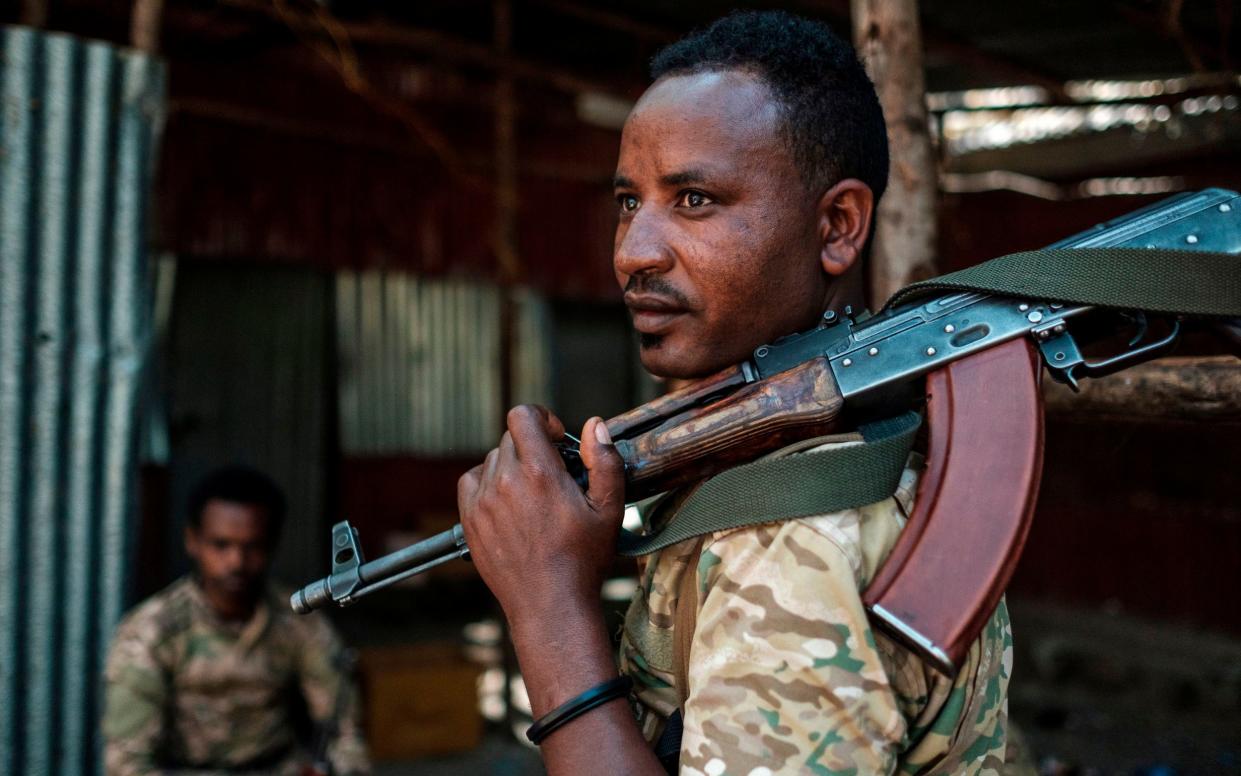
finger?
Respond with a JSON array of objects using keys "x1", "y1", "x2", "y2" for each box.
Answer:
[
  {"x1": 580, "y1": 417, "x2": 625, "y2": 516},
  {"x1": 523, "y1": 404, "x2": 567, "y2": 441},
  {"x1": 506, "y1": 405, "x2": 563, "y2": 468},
  {"x1": 457, "y1": 466, "x2": 482, "y2": 518},
  {"x1": 483, "y1": 447, "x2": 500, "y2": 483}
]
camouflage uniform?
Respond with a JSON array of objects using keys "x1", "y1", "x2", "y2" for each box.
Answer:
[
  {"x1": 619, "y1": 436, "x2": 1013, "y2": 775},
  {"x1": 103, "y1": 576, "x2": 369, "y2": 776}
]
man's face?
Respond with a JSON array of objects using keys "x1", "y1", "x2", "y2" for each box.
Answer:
[
  {"x1": 185, "y1": 500, "x2": 273, "y2": 603},
  {"x1": 613, "y1": 69, "x2": 830, "y2": 380}
]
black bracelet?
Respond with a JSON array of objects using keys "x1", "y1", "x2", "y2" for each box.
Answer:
[{"x1": 525, "y1": 675, "x2": 633, "y2": 745}]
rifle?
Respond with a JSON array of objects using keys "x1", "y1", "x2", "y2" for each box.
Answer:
[
  {"x1": 300, "y1": 648, "x2": 357, "y2": 776},
  {"x1": 292, "y1": 188, "x2": 1241, "y2": 675}
]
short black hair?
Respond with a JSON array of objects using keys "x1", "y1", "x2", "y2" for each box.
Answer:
[
  {"x1": 187, "y1": 466, "x2": 286, "y2": 545},
  {"x1": 650, "y1": 10, "x2": 889, "y2": 201}
]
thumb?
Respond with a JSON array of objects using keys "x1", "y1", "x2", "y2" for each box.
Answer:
[{"x1": 580, "y1": 417, "x2": 625, "y2": 516}]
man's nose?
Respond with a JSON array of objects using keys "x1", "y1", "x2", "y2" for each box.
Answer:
[{"x1": 614, "y1": 210, "x2": 675, "y2": 278}]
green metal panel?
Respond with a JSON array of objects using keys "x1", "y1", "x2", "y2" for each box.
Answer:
[
  {"x1": 334, "y1": 271, "x2": 553, "y2": 456},
  {"x1": 0, "y1": 26, "x2": 164, "y2": 775}
]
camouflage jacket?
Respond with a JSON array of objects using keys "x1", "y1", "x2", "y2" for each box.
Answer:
[
  {"x1": 618, "y1": 438, "x2": 1013, "y2": 775},
  {"x1": 103, "y1": 576, "x2": 369, "y2": 776}
]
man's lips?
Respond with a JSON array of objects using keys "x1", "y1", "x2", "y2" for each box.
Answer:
[
  {"x1": 625, "y1": 293, "x2": 688, "y2": 333},
  {"x1": 216, "y1": 574, "x2": 250, "y2": 592}
]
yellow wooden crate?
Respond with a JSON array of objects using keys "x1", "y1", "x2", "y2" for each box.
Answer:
[{"x1": 358, "y1": 642, "x2": 483, "y2": 761}]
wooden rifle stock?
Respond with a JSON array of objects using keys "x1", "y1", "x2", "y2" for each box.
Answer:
[{"x1": 608, "y1": 358, "x2": 847, "y2": 500}]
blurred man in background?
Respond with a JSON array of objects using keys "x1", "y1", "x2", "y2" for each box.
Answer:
[{"x1": 103, "y1": 466, "x2": 369, "y2": 776}]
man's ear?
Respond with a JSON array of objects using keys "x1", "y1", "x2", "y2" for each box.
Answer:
[{"x1": 817, "y1": 179, "x2": 875, "y2": 277}]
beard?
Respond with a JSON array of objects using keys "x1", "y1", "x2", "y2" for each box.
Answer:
[{"x1": 638, "y1": 332, "x2": 664, "y2": 350}]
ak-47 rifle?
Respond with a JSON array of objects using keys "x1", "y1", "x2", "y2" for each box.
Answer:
[
  {"x1": 300, "y1": 649, "x2": 357, "y2": 776},
  {"x1": 292, "y1": 188, "x2": 1241, "y2": 676}
]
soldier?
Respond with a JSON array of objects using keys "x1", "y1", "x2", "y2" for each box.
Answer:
[
  {"x1": 103, "y1": 466, "x2": 369, "y2": 776},
  {"x1": 457, "y1": 11, "x2": 1014, "y2": 775}
]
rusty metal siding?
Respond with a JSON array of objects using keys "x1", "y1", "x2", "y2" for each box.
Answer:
[
  {"x1": 0, "y1": 27, "x2": 164, "y2": 776},
  {"x1": 337, "y1": 271, "x2": 552, "y2": 456}
]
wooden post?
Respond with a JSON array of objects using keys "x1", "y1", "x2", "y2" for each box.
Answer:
[
  {"x1": 1043, "y1": 356, "x2": 1241, "y2": 423},
  {"x1": 493, "y1": 0, "x2": 520, "y2": 415},
  {"x1": 492, "y1": 0, "x2": 523, "y2": 733},
  {"x1": 131, "y1": 0, "x2": 164, "y2": 54},
  {"x1": 20, "y1": 0, "x2": 48, "y2": 28},
  {"x1": 851, "y1": 0, "x2": 938, "y2": 307}
]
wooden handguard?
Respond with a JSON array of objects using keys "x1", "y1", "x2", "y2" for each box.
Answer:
[
  {"x1": 610, "y1": 358, "x2": 846, "y2": 500},
  {"x1": 863, "y1": 337, "x2": 1044, "y2": 676}
]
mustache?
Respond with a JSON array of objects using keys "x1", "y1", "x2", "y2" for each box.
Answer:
[{"x1": 623, "y1": 275, "x2": 691, "y2": 307}]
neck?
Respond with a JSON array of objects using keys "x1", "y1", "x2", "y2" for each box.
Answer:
[
  {"x1": 666, "y1": 290, "x2": 867, "y2": 395},
  {"x1": 822, "y1": 267, "x2": 867, "y2": 318},
  {"x1": 196, "y1": 579, "x2": 260, "y2": 622}
]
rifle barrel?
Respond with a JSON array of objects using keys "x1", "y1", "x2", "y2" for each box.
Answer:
[{"x1": 290, "y1": 524, "x2": 468, "y2": 613}]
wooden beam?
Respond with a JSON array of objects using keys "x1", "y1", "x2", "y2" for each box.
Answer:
[
  {"x1": 1044, "y1": 356, "x2": 1241, "y2": 423},
  {"x1": 217, "y1": 0, "x2": 638, "y2": 100},
  {"x1": 167, "y1": 97, "x2": 612, "y2": 184},
  {"x1": 921, "y1": 29, "x2": 1070, "y2": 101},
  {"x1": 493, "y1": 0, "x2": 520, "y2": 284},
  {"x1": 533, "y1": 0, "x2": 676, "y2": 42},
  {"x1": 811, "y1": 0, "x2": 1070, "y2": 99},
  {"x1": 1114, "y1": 0, "x2": 1215, "y2": 73},
  {"x1": 852, "y1": 0, "x2": 939, "y2": 306}
]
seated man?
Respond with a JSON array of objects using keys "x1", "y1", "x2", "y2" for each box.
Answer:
[{"x1": 103, "y1": 466, "x2": 369, "y2": 776}]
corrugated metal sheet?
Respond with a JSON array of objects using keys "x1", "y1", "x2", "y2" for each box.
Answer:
[
  {"x1": 337, "y1": 271, "x2": 552, "y2": 455},
  {"x1": 512, "y1": 287, "x2": 553, "y2": 409},
  {"x1": 165, "y1": 262, "x2": 331, "y2": 589},
  {"x1": 0, "y1": 26, "x2": 164, "y2": 776}
]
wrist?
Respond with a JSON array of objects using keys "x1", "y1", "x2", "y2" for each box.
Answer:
[
  {"x1": 507, "y1": 601, "x2": 618, "y2": 717},
  {"x1": 504, "y1": 583, "x2": 604, "y2": 639},
  {"x1": 526, "y1": 675, "x2": 633, "y2": 745}
]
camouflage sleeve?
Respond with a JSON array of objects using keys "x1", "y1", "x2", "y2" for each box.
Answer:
[
  {"x1": 678, "y1": 520, "x2": 906, "y2": 776},
  {"x1": 102, "y1": 614, "x2": 170, "y2": 776},
  {"x1": 295, "y1": 614, "x2": 371, "y2": 776}
]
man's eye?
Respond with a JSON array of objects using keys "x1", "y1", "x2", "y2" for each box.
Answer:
[
  {"x1": 617, "y1": 194, "x2": 639, "y2": 213},
  {"x1": 676, "y1": 190, "x2": 714, "y2": 208}
]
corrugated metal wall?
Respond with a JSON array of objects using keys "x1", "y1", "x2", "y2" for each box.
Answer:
[
  {"x1": 0, "y1": 26, "x2": 164, "y2": 776},
  {"x1": 336, "y1": 271, "x2": 552, "y2": 455},
  {"x1": 165, "y1": 262, "x2": 331, "y2": 590},
  {"x1": 512, "y1": 287, "x2": 554, "y2": 409}
]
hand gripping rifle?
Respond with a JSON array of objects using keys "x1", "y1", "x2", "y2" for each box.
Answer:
[{"x1": 293, "y1": 188, "x2": 1241, "y2": 676}]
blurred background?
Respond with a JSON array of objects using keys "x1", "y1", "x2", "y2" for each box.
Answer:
[{"x1": 0, "y1": 1, "x2": 1239, "y2": 774}]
